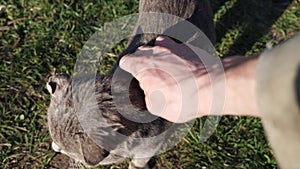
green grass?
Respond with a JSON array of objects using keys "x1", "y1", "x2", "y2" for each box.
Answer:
[{"x1": 1, "y1": 0, "x2": 299, "y2": 168}]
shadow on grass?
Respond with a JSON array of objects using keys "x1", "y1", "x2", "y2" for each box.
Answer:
[{"x1": 211, "y1": 0, "x2": 293, "y2": 56}]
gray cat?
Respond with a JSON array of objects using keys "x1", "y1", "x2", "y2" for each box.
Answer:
[{"x1": 46, "y1": 0, "x2": 215, "y2": 168}]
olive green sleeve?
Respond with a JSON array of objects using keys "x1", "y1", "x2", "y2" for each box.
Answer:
[{"x1": 256, "y1": 34, "x2": 300, "y2": 168}]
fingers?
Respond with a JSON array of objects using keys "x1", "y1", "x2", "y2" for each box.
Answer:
[
  {"x1": 119, "y1": 37, "x2": 172, "y2": 76},
  {"x1": 119, "y1": 54, "x2": 139, "y2": 75},
  {"x1": 120, "y1": 53, "x2": 154, "y2": 79}
]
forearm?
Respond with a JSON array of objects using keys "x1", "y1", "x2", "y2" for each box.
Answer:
[{"x1": 199, "y1": 55, "x2": 260, "y2": 117}]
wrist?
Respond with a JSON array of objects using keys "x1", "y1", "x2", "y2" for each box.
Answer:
[
  {"x1": 223, "y1": 55, "x2": 260, "y2": 117},
  {"x1": 195, "y1": 55, "x2": 260, "y2": 118}
]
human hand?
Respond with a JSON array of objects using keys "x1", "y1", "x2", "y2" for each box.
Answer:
[{"x1": 120, "y1": 36, "x2": 214, "y2": 123}]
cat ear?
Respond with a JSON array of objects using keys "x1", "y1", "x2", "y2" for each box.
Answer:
[{"x1": 46, "y1": 74, "x2": 70, "y2": 94}]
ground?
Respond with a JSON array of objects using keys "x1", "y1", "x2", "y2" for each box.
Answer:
[{"x1": 1, "y1": 0, "x2": 299, "y2": 168}]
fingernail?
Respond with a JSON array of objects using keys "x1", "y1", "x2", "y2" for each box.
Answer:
[
  {"x1": 140, "y1": 83, "x2": 144, "y2": 90},
  {"x1": 156, "y1": 36, "x2": 164, "y2": 41},
  {"x1": 137, "y1": 46, "x2": 146, "y2": 50}
]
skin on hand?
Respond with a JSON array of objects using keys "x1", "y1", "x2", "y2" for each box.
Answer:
[
  {"x1": 120, "y1": 36, "x2": 215, "y2": 123},
  {"x1": 120, "y1": 36, "x2": 260, "y2": 123}
]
